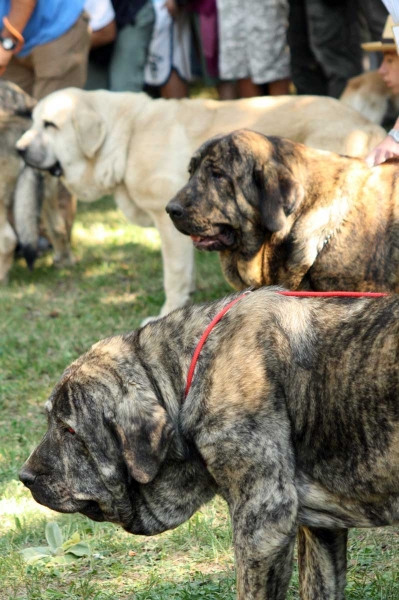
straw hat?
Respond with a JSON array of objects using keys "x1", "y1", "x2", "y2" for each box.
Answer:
[{"x1": 362, "y1": 15, "x2": 397, "y2": 52}]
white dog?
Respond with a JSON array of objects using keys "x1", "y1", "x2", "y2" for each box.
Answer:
[
  {"x1": 16, "y1": 88, "x2": 385, "y2": 319},
  {"x1": 341, "y1": 70, "x2": 399, "y2": 125}
]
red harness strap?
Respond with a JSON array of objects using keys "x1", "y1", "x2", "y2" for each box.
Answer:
[
  {"x1": 185, "y1": 294, "x2": 247, "y2": 397},
  {"x1": 277, "y1": 291, "x2": 388, "y2": 298},
  {"x1": 184, "y1": 290, "x2": 389, "y2": 397}
]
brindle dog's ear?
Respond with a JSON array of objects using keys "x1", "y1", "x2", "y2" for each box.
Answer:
[
  {"x1": 254, "y1": 162, "x2": 304, "y2": 233},
  {"x1": 114, "y1": 396, "x2": 175, "y2": 484},
  {"x1": 72, "y1": 107, "x2": 106, "y2": 159}
]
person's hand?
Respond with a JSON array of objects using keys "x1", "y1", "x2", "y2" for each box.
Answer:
[
  {"x1": 366, "y1": 135, "x2": 399, "y2": 167},
  {"x1": 0, "y1": 45, "x2": 13, "y2": 76},
  {"x1": 165, "y1": 0, "x2": 179, "y2": 18}
]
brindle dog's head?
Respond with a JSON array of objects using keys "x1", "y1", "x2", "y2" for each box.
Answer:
[
  {"x1": 166, "y1": 130, "x2": 305, "y2": 253},
  {"x1": 19, "y1": 334, "x2": 216, "y2": 535}
]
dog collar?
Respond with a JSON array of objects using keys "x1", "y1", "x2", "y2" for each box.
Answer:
[{"x1": 184, "y1": 290, "x2": 388, "y2": 398}]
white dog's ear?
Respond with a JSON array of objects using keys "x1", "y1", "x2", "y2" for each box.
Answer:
[{"x1": 72, "y1": 107, "x2": 106, "y2": 158}]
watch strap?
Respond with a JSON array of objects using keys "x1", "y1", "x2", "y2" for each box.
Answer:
[
  {"x1": 388, "y1": 129, "x2": 399, "y2": 143},
  {"x1": 2, "y1": 17, "x2": 24, "y2": 53}
]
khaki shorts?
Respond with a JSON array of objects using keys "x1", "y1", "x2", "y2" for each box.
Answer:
[{"x1": 2, "y1": 11, "x2": 91, "y2": 100}]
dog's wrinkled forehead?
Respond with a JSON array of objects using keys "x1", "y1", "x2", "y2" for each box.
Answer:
[
  {"x1": 45, "y1": 335, "x2": 140, "y2": 417},
  {"x1": 189, "y1": 132, "x2": 248, "y2": 175},
  {"x1": 33, "y1": 90, "x2": 80, "y2": 129},
  {"x1": 188, "y1": 134, "x2": 230, "y2": 175},
  {"x1": 188, "y1": 130, "x2": 272, "y2": 176}
]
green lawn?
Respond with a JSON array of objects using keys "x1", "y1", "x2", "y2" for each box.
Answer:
[{"x1": 1, "y1": 197, "x2": 399, "y2": 599}]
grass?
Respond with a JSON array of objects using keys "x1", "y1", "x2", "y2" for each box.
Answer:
[{"x1": 1, "y1": 196, "x2": 399, "y2": 599}]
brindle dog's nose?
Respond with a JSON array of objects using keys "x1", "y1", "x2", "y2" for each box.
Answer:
[
  {"x1": 19, "y1": 467, "x2": 37, "y2": 487},
  {"x1": 166, "y1": 202, "x2": 184, "y2": 219}
]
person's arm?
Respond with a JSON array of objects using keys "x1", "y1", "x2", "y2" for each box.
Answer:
[
  {"x1": 366, "y1": 116, "x2": 399, "y2": 167},
  {"x1": 0, "y1": 0, "x2": 37, "y2": 75},
  {"x1": 165, "y1": 0, "x2": 179, "y2": 18},
  {"x1": 90, "y1": 19, "x2": 116, "y2": 48}
]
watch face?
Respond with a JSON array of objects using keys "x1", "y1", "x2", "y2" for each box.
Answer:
[
  {"x1": 390, "y1": 129, "x2": 399, "y2": 143},
  {"x1": 2, "y1": 37, "x2": 15, "y2": 50}
]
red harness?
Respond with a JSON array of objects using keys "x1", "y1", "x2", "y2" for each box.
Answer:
[{"x1": 184, "y1": 290, "x2": 389, "y2": 398}]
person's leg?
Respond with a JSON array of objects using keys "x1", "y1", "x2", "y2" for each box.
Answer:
[
  {"x1": 85, "y1": 57, "x2": 110, "y2": 91},
  {"x1": 216, "y1": 0, "x2": 248, "y2": 84},
  {"x1": 237, "y1": 77, "x2": 262, "y2": 98},
  {"x1": 1, "y1": 55, "x2": 35, "y2": 96},
  {"x1": 307, "y1": 0, "x2": 362, "y2": 98},
  {"x1": 110, "y1": 1, "x2": 155, "y2": 92},
  {"x1": 31, "y1": 11, "x2": 91, "y2": 100},
  {"x1": 268, "y1": 77, "x2": 290, "y2": 95},
  {"x1": 161, "y1": 68, "x2": 188, "y2": 98},
  {"x1": 160, "y1": 7, "x2": 192, "y2": 99},
  {"x1": 287, "y1": 0, "x2": 328, "y2": 95},
  {"x1": 247, "y1": 0, "x2": 291, "y2": 97},
  {"x1": 360, "y1": 0, "x2": 387, "y2": 42},
  {"x1": 359, "y1": 0, "x2": 388, "y2": 70},
  {"x1": 217, "y1": 80, "x2": 237, "y2": 100}
]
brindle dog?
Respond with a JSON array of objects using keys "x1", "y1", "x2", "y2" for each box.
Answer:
[
  {"x1": 20, "y1": 288, "x2": 399, "y2": 599},
  {"x1": 166, "y1": 130, "x2": 399, "y2": 293},
  {"x1": 0, "y1": 80, "x2": 75, "y2": 282}
]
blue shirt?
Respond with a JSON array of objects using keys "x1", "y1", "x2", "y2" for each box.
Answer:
[{"x1": 1, "y1": 0, "x2": 85, "y2": 56}]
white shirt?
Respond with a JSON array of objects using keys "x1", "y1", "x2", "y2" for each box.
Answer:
[{"x1": 84, "y1": 0, "x2": 115, "y2": 32}]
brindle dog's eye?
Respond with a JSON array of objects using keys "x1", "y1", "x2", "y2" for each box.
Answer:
[
  {"x1": 60, "y1": 423, "x2": 76, "y2": 434},
  {"x1": 43, "y1": 120, "x2": 57, "y2": 129},
  {"x1": 211, "y1": 170, "x2": 223, "y2": 180}
]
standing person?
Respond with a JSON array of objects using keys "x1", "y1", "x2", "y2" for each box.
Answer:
[
  {"x1": 365, "y1": 15, "x2": 399, "y2": 166},
  {"x1": 216, "y1": 0, "x2": 290, "y2": 98},
  {"x1": 287, "y1": 0, "x2": 362, "y2": 98},
  {"x1": 0, "y1": 0, "x2": 91, "y2": 266},
  {"x1": 0, "y1": 0, "x2": 91, "y2": 100},
  {"x1": 145, "y1": 0, "x2": 192, "y2": 98},
  {"x1": 85, "y1": 0, "x2": 154, "y2": 93},
  {"x1": 85, "y1": 0, "x2": 116, "y2": 51},
  {"x1": 359, "y1": 0, "x2": 388, "y2": 70},
  {"x1": 84, "y1": 0, "x2": 116, "y2": 90},
  {"x1": 109, "y1": 0, "x2": 155, "y2": 92}
]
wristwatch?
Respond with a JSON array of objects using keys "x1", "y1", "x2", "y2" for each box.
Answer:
[
  {"x1": 388, "y1": 129, "x2": 399, "y2": 143},
  {"x1": 0, "y1": 35, "x2": 17, "y2": 51}
]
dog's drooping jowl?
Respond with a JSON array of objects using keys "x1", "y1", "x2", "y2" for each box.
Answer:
[
  {"x1": 167, "y1": 129, "x2": 399, "y2": 294},
  {"x1": 20, "y1": 288, "x2": 399, "y2": 599}
]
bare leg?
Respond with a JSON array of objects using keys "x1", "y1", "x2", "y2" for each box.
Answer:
[
  {"x1": 161, "y1": 69, "x2": 189, "y2": 99},
  {"x1": 217, "y1": 81, "x2": 238, "y2": 100},
  {"x1": 237, "y1": 77, "x2": 262, "y2": 98},
  {"x1": 268, "y1": 78, "x2": 291, "y2": 96}
]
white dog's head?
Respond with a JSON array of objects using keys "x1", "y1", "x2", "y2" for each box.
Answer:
[{"x1": 16, "y1": 88, "x2": 131, "y2": 201}]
